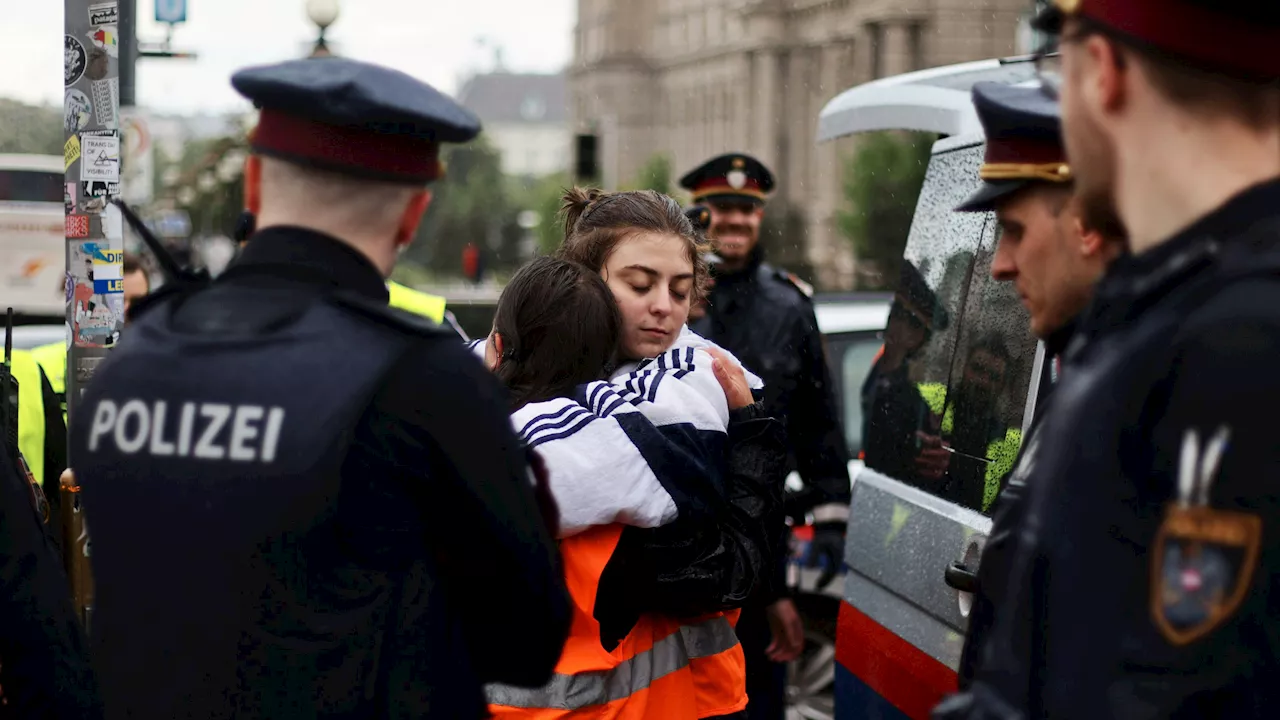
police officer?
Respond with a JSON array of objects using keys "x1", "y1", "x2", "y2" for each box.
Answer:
[
  {"x1": 70, "y1": 57, "x2": 571, "y2": 719},
  {"x1": 936, "y1": 1, "x2": 1280, "y2": 715},
  {"x1": 0, "y1": 437, "x2": 100, "y2": 717},
  {"x1": 683, "y1": 154, "x2": 850, "y2": 720},
  {"x1": 946, "y1": 82, "x2": 1123, "y2": 686}
]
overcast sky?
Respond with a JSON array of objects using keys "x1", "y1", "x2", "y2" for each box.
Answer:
[{"x1": 6, "y1": 0, "x2": 575, "y2": 114}]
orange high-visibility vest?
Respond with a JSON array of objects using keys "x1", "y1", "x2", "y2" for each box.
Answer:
[
  {"x1": 689, "y1": 606, "x2": 747, "y2": 718},
  {"x1": 487, "y1": 525, "x2": 744, "y2": 719}
]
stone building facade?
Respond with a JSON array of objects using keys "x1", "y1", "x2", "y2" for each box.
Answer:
[{"x1": 569, "y1": 0, "x2": 1035, "y2": 289}]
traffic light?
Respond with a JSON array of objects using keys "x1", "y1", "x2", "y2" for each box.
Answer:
[{"x1": 575, "y1": 134, "x2": 598, "y2": 183}]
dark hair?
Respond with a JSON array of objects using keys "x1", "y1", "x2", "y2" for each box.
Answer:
[
  {"x1": 555, "y1": 187, "x2": 710, "y2": 302},
  {"x1": 493, "y1": 256, "x2": 622, "y2": 410},
  {"x1": 967, "y1": 334, "x2": 1013, "y2": 374},
  {"x1": 123, "y1": 252, "x2": 144, "y2": 276}
]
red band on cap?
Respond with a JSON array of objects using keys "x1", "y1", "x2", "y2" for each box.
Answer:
[
  {"x1": 251, "y1": 109, "x2": 442, "y2": 183},
  {"x1": 984, "y1": 136, "x2": 1067, "y2": 167},
  {"x1": 1078, "y1": 0, "x2": 1279, "y2": 78}
]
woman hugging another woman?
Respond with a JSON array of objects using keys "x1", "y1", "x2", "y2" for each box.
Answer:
[{"x1": 478, "y1": 188, "x2": 788, "y2": 720}]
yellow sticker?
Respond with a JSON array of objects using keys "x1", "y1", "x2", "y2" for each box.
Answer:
[{"x1": 65, "y1": 135, "x2": 82, "y2": 171}]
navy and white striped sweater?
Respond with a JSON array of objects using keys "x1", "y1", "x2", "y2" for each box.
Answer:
[{"x1": 469, "y1": 326, "x2": 763, "y2": 538}]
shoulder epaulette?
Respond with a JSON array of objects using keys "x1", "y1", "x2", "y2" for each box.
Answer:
[
  {"x1": 328, "y1": 291, "x2": 452, "y2": 339},
  {"x1": 773, "y1": 268, "x2": 814, "y2": 299}
]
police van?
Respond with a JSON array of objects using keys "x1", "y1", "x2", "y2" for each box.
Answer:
[{"x1": 810, "y1": 56, "x2": 1052, "y2": 719}]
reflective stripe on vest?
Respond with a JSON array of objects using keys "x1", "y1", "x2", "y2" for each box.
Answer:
[
  {"x1": 487, "y1": 616, "x2": 738, "y2": 711},
  {"x1": 386, "y1": 281, "x2": 446, "y2": 323},
  {"x1": 487, "y1": 523, "x2": 741, "y2": 719},
  {"x1": 30, "y1": 341, "x2": 67, "y2": 423},
  {"x1": 11, "y1": 351, "x2": 47, "y2": 486}
]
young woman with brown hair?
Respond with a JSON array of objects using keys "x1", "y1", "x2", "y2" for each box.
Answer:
[{"x1": 480, "y1": 189, "x2": 781, "y2": 720}]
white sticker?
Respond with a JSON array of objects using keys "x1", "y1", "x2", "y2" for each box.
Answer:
[
  {"x1": 81, "y1": 132, "x2": 120, "y2": 183},
  {"x1": 91, "y1": 78, "x2": 118, "y2": 129},
  {"x1": 64, "y1": 89, "x2": 92, "y2": 133},
  {"x1": 86, "y1": 26, "x2": 119, "y2": 59},
  {"x1": 89, "y1": 2, "x2": 119, "y2": 27}
]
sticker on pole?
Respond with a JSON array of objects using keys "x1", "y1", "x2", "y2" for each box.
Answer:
[
  {"x1": 69, "y1": 241, "x2": 123, "y2": 349},
  {"x1": 64, "y1": 135, "x2": 82, "y2": 172},
  {"x1": 66, "y1": 215, "x2": 91, "y2": 239},
  {"x1": 86, "y1": 47, "x2": 109, "y2": 82},
  {"x1": 65, "y1": 36, "x2": 87, "y2": 86},
  {"x1": 64, "y1": 89, "x2": 93, "y2": 133},
  {"x1": 91, "y1": 78, "x2": 119, "y2": 129},
  {"x1": 86, "y1": 27, "x2": 119, "y2": 60},
  {"x1": 89, "y1": 2, "x2": 119, "y2": 27},
  {"x1": 81, "y1": 181, "x2": 120, "y2": 200},
  {"x1": 80, "y1": 131, "x2": 120, "y2": 183}
]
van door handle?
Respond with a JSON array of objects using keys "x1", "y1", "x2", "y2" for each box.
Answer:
[{"x1": 944, "y1": 562, "x2": 978, "y2": 593}]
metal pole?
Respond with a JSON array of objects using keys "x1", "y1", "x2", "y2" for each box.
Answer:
[
  {"x1": 64, "y1": 0, "x2": 126, "y2": 628},
  {"x1": 119, "y1": 0, "x2": 138, "y2": 107}
]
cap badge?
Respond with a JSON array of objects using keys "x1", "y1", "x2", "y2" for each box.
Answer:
[
  {"x1": 731, "y1": 157, "x2": 745, "y2": 169},
  {"x1": 727, "y1": 170, "x2": 747, "y2": 189}
]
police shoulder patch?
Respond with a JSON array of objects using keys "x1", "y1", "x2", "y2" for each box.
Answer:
[
  {"x1": 773, "y1": 268, "x2": 814, "y2": 298},
  {"x1": 1152, "y1": 426, "x2": 1262, "y2": 645}
]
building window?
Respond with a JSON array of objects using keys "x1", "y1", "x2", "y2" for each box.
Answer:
[
  {"x1": 867, "y1": 23, "x2": 883, "y2": 79},
  {"x1": 909, "y1": 21, "x2": 926, "y2": 70}
]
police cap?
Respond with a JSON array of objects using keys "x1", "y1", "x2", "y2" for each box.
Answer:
[
  {"x1": 1033, "y1": 0, "x2": 1280, "y2": 80},
  {"x1": 679, "y1": 154, "x2": 775, "y2": 206},
  {"x1": 896, "y1": 261, "x2": 949, "y2": 332},
  {"x1": 684, "y1": 204, "x2": 712, "y2": 232},
  {"x1": 956, "y1": 82, "x2": 1070, "y2": 213},
  {"x1": 231, "y1": 57, "x2": 482, "y2": 185}
]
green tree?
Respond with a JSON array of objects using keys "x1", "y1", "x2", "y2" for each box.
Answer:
[
  {"x1": 0, "y1": 100, "x2": 64, "y2": 155},
  {"x1": 627, "y1": 153, "x2": 672, "y2": 195},
  {"x1": 409, "y1": 136, "x2": 521, "y2": 278},
  {"x1": 836, "y1": 131, "x2": 935, "y2": 290}
]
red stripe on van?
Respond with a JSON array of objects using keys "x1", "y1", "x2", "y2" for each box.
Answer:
[{"x1": 835, "y1": 601, "x2": 957, "y2": 720}]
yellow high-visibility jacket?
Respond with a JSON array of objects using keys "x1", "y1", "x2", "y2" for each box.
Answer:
[
  {"x1": 918, "y1": 382, "x2": 1021, "y2": 511},
  {"x1": 387, "y1": 281, "x2": 446, "y2": 323},
  {"x1": 11, "y1": 350, "x2": 52, "y2": 487}
]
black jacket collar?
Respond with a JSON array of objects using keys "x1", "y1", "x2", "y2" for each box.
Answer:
[
  {"x1": 1081, "y1": 177, "x2": 1280, "y2": 339},
  {"x1": 711, "y1": 245, "x2": 767, "y2": 287},
  {"x1": 225, "y1": 225, "x2": 389, "y2": 303},
  {"x1": 1044, "y1": 316, "x2": 1078, "y2": 360}
]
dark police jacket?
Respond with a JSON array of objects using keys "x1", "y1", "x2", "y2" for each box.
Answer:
[
  {"x1": 692, "y1": 250, "x2": 851, "y2": 517},
  {"x1": 71, "y1": 227, "x2": 571, "y2": 720},
  {"x1": 937, "y1": 179, "x2": 1280, "y2": 719},
  {"x1": 0, "y1": 453, "x2": 101, "y2": 719},
  {"x1": 955, "y1": 318, "x2": 1078, "y2": 687}
]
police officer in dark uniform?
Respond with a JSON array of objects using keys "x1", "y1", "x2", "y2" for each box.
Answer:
[
  {"x1": 936, "y1": 1, "x2": 1280, "y2": 716},
  {"x1": 70, "y1": 57, "x2": 571, "y2": 719},
  {"x1": 0, "y1": 452, "x2": 100, "y2": 718},
  {"x1": 683, "y1": 154, "x2": 850, "y2": 720},
  {"x1": 946, "y1": 81, "x2": 1124, "y2": 687}
]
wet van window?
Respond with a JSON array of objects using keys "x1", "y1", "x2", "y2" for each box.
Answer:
[{"x1": 861, "y1": 144, "x2": 1035, "y2": 516}]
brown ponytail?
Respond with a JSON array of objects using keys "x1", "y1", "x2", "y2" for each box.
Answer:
[
  {"x1": 555, "y1": 186, "x2": 710, "y2": 302},
  {"x1": 559, "y1": 186, "x2": 608, "y2": 244}
]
